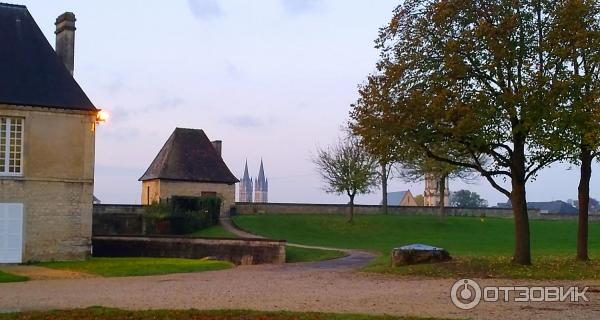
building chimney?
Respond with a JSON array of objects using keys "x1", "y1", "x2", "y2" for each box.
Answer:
[
  {"x1": 55, "y1": 12, "x2": 76, "y2": 75},
  {"x1": 212, "y1": 140, "x2": 222, "y2": 157}
]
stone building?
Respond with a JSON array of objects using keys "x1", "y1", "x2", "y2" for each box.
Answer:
[
  {"x1": 254, "y1": 160, "x2": 268, "y2": 203},
  {"x1": 383, "y1": 190, "x2": 418, "y2": 206},
  {"x1": 423, "y1": 175, "x2": 450, "y2": 207},
  {"x1": 139, "y1": 128, "x2": 239, "y2": 215},
  {"x1": 0, "y1": 5, "x2": 98, "y2": 262}
]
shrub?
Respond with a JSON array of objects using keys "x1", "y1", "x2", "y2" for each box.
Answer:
[{"x1": 144, "y1": 196, "x2": 222, "y2": 235}]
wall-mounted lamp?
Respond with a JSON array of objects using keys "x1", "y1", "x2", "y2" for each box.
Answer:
[{"x1": 96, "y1": 109, "x2": 110, "y2": 124}]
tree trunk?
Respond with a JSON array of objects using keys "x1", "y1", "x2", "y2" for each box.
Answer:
[
  {"x1": 577, "y1": 145, "x2": 592, "y2": 261},
  {"x1": 438, "y1": 174, "x2": 447, "y2": 220},
  {"x1": 511, "y1": 139, "x2": 531, "y2": 265},
  {"x1": 348, "y1": 194, "x2": 355, "y2": 223},
  {"x1": 382, "y1": 163, "x2": 388, "y2": 215}
]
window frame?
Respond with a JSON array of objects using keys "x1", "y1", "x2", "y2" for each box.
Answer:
[{"x1": 0, "y1": 117, "x2": 24, "y2": 177}]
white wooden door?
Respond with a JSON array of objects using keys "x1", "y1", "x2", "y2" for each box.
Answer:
[{"x1": 0, "y1": 203, "x2": 23, "y2": 263}]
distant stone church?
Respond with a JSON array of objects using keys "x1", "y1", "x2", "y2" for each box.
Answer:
[{"x1": 239, "y1": 160, "x2": 269, "y2": 203}]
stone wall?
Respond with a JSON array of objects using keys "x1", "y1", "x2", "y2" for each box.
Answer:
[
  {"x1": 93, "y1": 205, "x2": 145, "y2": 236},
  {"x1": 141, "y1": 180, "x2": 235, "y2": 216},
  {"x1": 1, "y1": 179, "x2": 93, "y2": 261},
  {"x1": 0, "y1": 105, "x2": 96, "y2": 262},
  {"x1": 234, "y1": 202, "x2": 544, "y2": 219},
  {"x1": 92, "y1": 235, "x2": 286, "y2": 265}
]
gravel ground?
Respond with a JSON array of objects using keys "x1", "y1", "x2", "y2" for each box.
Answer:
[
  {"x1": 2, "y1": 221, "x2": 598, "y2": 319},
  {"x1": 1, "y1": 264, "x2": 599, "y2": 319}
]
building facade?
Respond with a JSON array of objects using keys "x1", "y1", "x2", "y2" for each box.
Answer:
[
  {"x1": 0, "y1": 5, "x2": 98, "y2": 262},
  {"x1": 139, "y1": 128, "x2": 239, "y2": 215},
  {"x1": 423, "y1": 175, "x2": 450, "y2": 207}
]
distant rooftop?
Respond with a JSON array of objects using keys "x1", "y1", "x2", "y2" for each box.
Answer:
[
  {"x1": 383, "y1": 191, "x2": 411, "y2": 205},
  {"x1": 139, "y1": 128, "x2": 239, "y2": 184},
  {"x1": 497, "y1": 200, "x2": 578, "y2": 215}
]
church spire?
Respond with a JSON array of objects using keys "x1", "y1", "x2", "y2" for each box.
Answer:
[
  {"x1": 243, "y1": 159, "x2": 251, "y2": 181},
  {"x1": 257, "y1": 158, "x2": 265, "y2": 183},
  {"x1": 238, "y1": 159, "x2": 253, "y2": 202},
  {"x1": 254, "y1": 158, "x2": 268, "y2": 203}
]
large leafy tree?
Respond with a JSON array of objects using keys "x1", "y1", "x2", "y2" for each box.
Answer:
[
  {"x1": 544, "y1": 0, "x2": 600, "y2": 261},
  {"x1": 354, "y1": 0, "x2": 576, "y2": 265},
  {"x1": 313, "y1": 134, "x2": 379, "y2": 222}
]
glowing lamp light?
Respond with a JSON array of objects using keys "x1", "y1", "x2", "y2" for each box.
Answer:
[{"x1": 96, "y1": 110, "x2": 110, "y2": 124}]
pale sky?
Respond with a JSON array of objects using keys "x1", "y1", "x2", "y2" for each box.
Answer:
[{"x1": 17, "y1": 0, "x2": 600, "y2": 206}]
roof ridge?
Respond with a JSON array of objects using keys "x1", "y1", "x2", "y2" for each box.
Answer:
[
  {"x1": 156, "y1": 130, "x2": 177, "y2": 179},
  {"x1": 0, "y1": 3, "x2": 26, "y2": 9}
]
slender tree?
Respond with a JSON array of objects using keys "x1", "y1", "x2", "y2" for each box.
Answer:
[
  {"x1": 544, "y1": 0, "x2": 600, "y2": 261},
  {"x1": 313, "y1": 134, "x2": 379, "y2": 222},
  {"x1": 352, "y1": 75, "x2": 401, "y2": 215}
]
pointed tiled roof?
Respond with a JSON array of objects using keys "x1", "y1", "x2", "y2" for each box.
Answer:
[
  {"x1": 139, "y1": 128, "x2": 239, "y2": 184},
  {"x1": 0, "y1": 3, "x2": 95, "y2": 111}
]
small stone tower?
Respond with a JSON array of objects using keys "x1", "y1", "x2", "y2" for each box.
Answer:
[
  {"x1": 424, "y1": 174, "x2": 450, "y2": 206},
  {"x1": 238, "y1": 160, "x2": 253, "y2": 202},
  {"x1": 254, "y1": 159, "x2": 269, "y2": 203}
]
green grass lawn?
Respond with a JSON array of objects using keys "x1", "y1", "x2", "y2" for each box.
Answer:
[
  {"x1": 36, "y1": 258, "x2": 233, "y2": 277},
  {"x1": 286, "y1": 245, "x2": 346, "y2": 263},
  {"x1": 0, "y1": 307, "x2": 452, "y2": 320},
  {"x1": 189, "y1": 224, "x2": 347, "y2": 263},
  {"x1": 233, "y1": 214, "x2": 600, "y2": 279},
  {"x1": 188, "y1": 224, "x2": 239, "y2": 238},
  {"x1": 0, "y1": 270, "x2": 28, "y2": 283}
]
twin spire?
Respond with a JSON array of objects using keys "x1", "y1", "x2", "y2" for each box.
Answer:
[{"x1": 239, "y1": 159, "x2": 268, "y2": 203}]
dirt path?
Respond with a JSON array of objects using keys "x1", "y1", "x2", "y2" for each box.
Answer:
[
  {"x1": 1, "y1": 265, "x2": 599, "y2": 319},
  {"x1": 0, "y1": 265, "x2": 93, "y2": 280}
]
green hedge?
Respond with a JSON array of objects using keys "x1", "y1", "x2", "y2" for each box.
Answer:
[{"x1": 145, "y1": 196, "x2": 222, "y2": 235}]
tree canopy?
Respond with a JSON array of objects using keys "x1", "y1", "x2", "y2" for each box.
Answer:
[
  {"x1": 350, "y1": 0, "x2": 600, "y2": 264},
  {"x1": 450, "y1": 190, "x2": 489, "y2": 208}
]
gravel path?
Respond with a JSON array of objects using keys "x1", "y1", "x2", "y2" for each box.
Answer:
[
  {"x1": 1, "y1": 265, "x2": 599, "y2": 319},
  {"x1": 220, "y1": 217, "x2": 377, "y2": 270}
]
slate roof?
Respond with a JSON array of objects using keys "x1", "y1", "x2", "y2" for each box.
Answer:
[
  {"x1": 0, "y1": 3, "x2": 96, "y2": 111},
  {"x1": 139, "y1": 128, "x2": 239, "y2": 184},
  {"x1": 382, "y1": 191, "x2": 410, "y2": 205},
  {"x1": 497, "y1": 200, "x2": 578, "y2": 215}
]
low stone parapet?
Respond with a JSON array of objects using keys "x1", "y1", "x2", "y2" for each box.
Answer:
[
  {"x1": 92, "y1": 235, "x2": 286, "y2": 265},
  {"x1": 233, "y1": 202, "x2": 546, "y2": 219}
]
